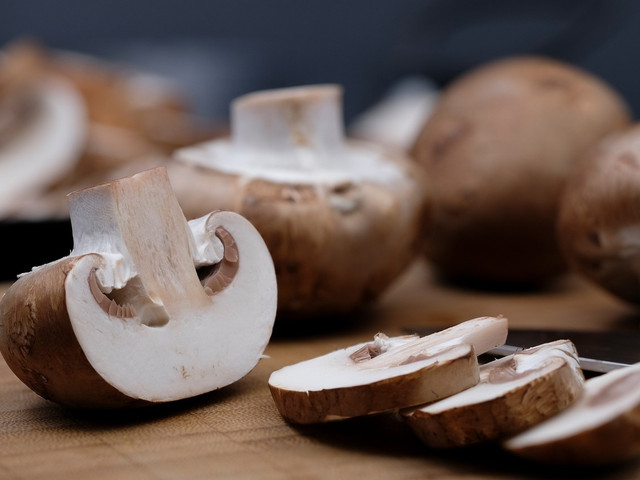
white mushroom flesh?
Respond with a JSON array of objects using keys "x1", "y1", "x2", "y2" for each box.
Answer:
[
  {"x1": 268, "y1": 316, "x2": 507, "y2": 392},
  {"x1": 505, "y1": 361, "x2": 640, "y2": 449},
  {"x1": 63, "y1": 168, "x2": 277, "y2": 402},
  {"x1": 412, "y1": 340, "x2": 582, "y2": 415},
  {"x1": 174, "y1": 84, "x2": 405, "y2": 186}
]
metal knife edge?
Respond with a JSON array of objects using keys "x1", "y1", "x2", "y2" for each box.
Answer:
[
  {"x1": 485, "y1": 344, "x2": 629, "y2": 374},
  {"x1": 404, "y1": 326, "x2": 637, "y2": 375}
]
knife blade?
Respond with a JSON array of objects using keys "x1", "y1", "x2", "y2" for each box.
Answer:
[{"x1": 404, "y1": 326, "x2": 640, "y2": 374}]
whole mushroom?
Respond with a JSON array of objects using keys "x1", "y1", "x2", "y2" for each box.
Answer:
[
  {"x1": 411, "y1": 56, "x2": 630, "y2": 285},
  {"x1": 0, "y1": 167, "x2": 277, "y2": 408},
  {"x1": 170, "y1": 84, "x2": 425, "y2": 320},
  {"x1": 558, "y1": 124, "x2": 640, "y2": 305}
]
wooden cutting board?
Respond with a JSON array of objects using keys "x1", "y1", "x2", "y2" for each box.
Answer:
[{"x1": 1, "y1": 259, "x2": 639, "y2": 479}]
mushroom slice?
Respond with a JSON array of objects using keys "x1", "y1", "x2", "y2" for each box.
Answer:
[
  {"x1": 504, "y1": 361, "x2": 640, "y2": 465},
  {"x1": 0, "y1": 167, "x2": 277, "y2": 408},
  {"x1": 268, "y1": 316, "x2": 508, "y2": 424},
  {"x1": 170, "y1": 84, "x2": 425, "y2": 319},
  {"x1": 403, "y1": 340, "x2": 584, "y2": 448}
]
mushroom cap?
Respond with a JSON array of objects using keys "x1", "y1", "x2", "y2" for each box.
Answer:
[
  {"x1": 558, "y1": 123, "x2": 640, "y2": 305},
  {"x1": 411, "y1": 55, "x2": 631, "y2": 285},
  {"x1": 171, "y1": 84, "x2": 426, "y2": 318},
  {"x1": 0, "y1": 167, "x2": 277, "y2": 408},
  {"x1": 403, "y1": 340, "x2": 584, "y2": 448},
  {"x1": 268, "y1": 316, "x2": 508, "y2": 423},
  {"x1": 504, "y1": 361, "x2": 640, "y2": 465},
  {"x1": 169, "y1": 159, "x2": 424, "y2": 318}
]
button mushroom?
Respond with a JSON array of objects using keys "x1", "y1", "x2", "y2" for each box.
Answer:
[
  {"x1": 0, "y1": 41, "x2": 87, "y2": 218},
  {"x1": 169, "y1": 84, "x2": 425, "y2": 319},
  {"x1": 504, "y1": 361, "x2": 640, "y2": 465},
  {"x1": 403, "y1": 340, "x2": 584, "y2": 448},
  {"x1": 0, "y1": 167, "x2": 277, "y2": 408},
  {"x1": 268, "y1": 316, "x2": 508, "y2": 424},
  {"x1": 411, "y1": 56, "x2": 631, "y2": 285},
  {"x1": 558, "y1": 124, "x2": 640, "y2": 305}
]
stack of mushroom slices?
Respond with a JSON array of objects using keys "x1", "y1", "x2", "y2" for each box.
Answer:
[
  {"x1": 268, "y1": 317, "x2": 640, "y2": 466},
  {"x1": 268, "y1": 316, "x2": 509, "y2": 424},
  {"x1": 402, "y1": 339, "x2": 584, "y2": 447}
]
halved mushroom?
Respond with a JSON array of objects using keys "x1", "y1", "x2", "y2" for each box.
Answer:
[
  {"x1": 268, "y1": 316, "x2": 508, "y2": 424},
  {"x1": 169, "y1": 84, "x2": 425, "y2": 319},
  {"x1": 403, "y1": 340, "x2": 584, "y2": 448},
  {"x1": 504, "y1": 361, "x2": 640, "y2": 465},
  {"x1": 0, "y1": 42, "x2": 87, "y2": 217},
  {"x1": 0, "y1": 167, "x2": 277, "y2": 408}
]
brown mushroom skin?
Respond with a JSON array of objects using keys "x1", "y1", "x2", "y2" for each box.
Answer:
[
  {"x1": 168, "y1": 155, "x2": 425, "y2": 319},
  {"x1": 403, "y1": 354, "x2": 583, "y2": 448},
  {"x1": 558, "y1": 124, "x2": 640, "y2": 304},
  {"x1": 507, "y1": 404, "x2": 640, "y2": 466},
  {"x1": 0, "y1": 255, "x2": 142, "y2": 408},
  {"x1": 269, "y1": 346, "x2": 477, "y2": 424},
  {"x1": 411, "y1": 56, "x2": 631, "y2": 285}
]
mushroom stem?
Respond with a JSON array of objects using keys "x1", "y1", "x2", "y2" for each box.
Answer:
[
  {"x1": 231, "y1": 84, "x2": 345, "y2": 169},
  {"x1": 67, "y1": 168, "x2": 210, "y2": 321}
]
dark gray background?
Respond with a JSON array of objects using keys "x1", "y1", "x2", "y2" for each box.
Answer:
[{"x1": 1, "y1": 0, "x2": 638, "y2": 123}]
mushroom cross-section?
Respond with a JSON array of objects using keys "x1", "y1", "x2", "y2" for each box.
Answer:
[
  {"x1": 268, "y1": 316, "x2": 508, "y2": 424},
  {"x1": 169, "y1": 84, "x2": 425, "y2": 319},
  {"x1": 504, "y1": 361, "x2": 640, "y2": 465},
  {"x1": 0, "y1": 167, "x2": 277, "y2": 408},
  {"x1": 403, "y1": 339, "x2": 585, "y2": 448}
]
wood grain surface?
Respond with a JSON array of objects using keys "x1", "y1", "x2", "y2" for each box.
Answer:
[{"x1": 1, "y1": 259, "x2": 639, "y2": 479}]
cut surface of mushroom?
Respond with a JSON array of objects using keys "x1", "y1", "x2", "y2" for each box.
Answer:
[
  {"x1": 170, "y1": 84, "x2": 425, "y2": 319},
  {"x1": 0, "y1": 167, "x2": 277, "y2": 407},
  {"x1": 403, "y1": 340, "x2": 584, "y2": 448},
  {"x1": 268, "y1": 316, "x2": 508, "y2": 424},
  {"x1": 504, "y1": 361, "x2": 640, "y2": 465},
  {"x1": 176, "y1": 84, "x2": 404, "y2": 186}
]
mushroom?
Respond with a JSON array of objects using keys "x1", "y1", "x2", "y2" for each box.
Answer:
[
  {"x1": 169, "y1": 84, "x2": 425, "y2": 319},
  {"x1": 402, "y1": 339, "x2": 584, "y2": 448},
  {"x1": 504, "y1": 361, "x2": 640, "y2": 465},
  {"x1": 47, "y1": 46, "x2": 221, "y2": 152},
  {"x1": 0, "y1": 41, "x2": 87, "y2": 218},
  {"x1": 0, "y1": 167, "x2": 277, "y2": 408},
  {"x1": 557, "y1": 124, "x2": 640, "y2": 305},
  {"x1": 268, "y1": 316, "x2": 508, "y2": 424},
  {"x1": 411, "y1": 56, "x2": 631, "y2": 285},
  {"x1": 0, "y1": 39, "x2": 220, "y2": 220}
]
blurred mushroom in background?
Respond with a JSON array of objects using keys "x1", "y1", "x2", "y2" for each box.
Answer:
[{"x1": 0, "y1": 38, "x2": 224, "y2": 221}]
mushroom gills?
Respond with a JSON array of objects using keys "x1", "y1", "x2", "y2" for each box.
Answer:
[{"x1": 0, "y1": 166, "x2": 277, "y2": 407}]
